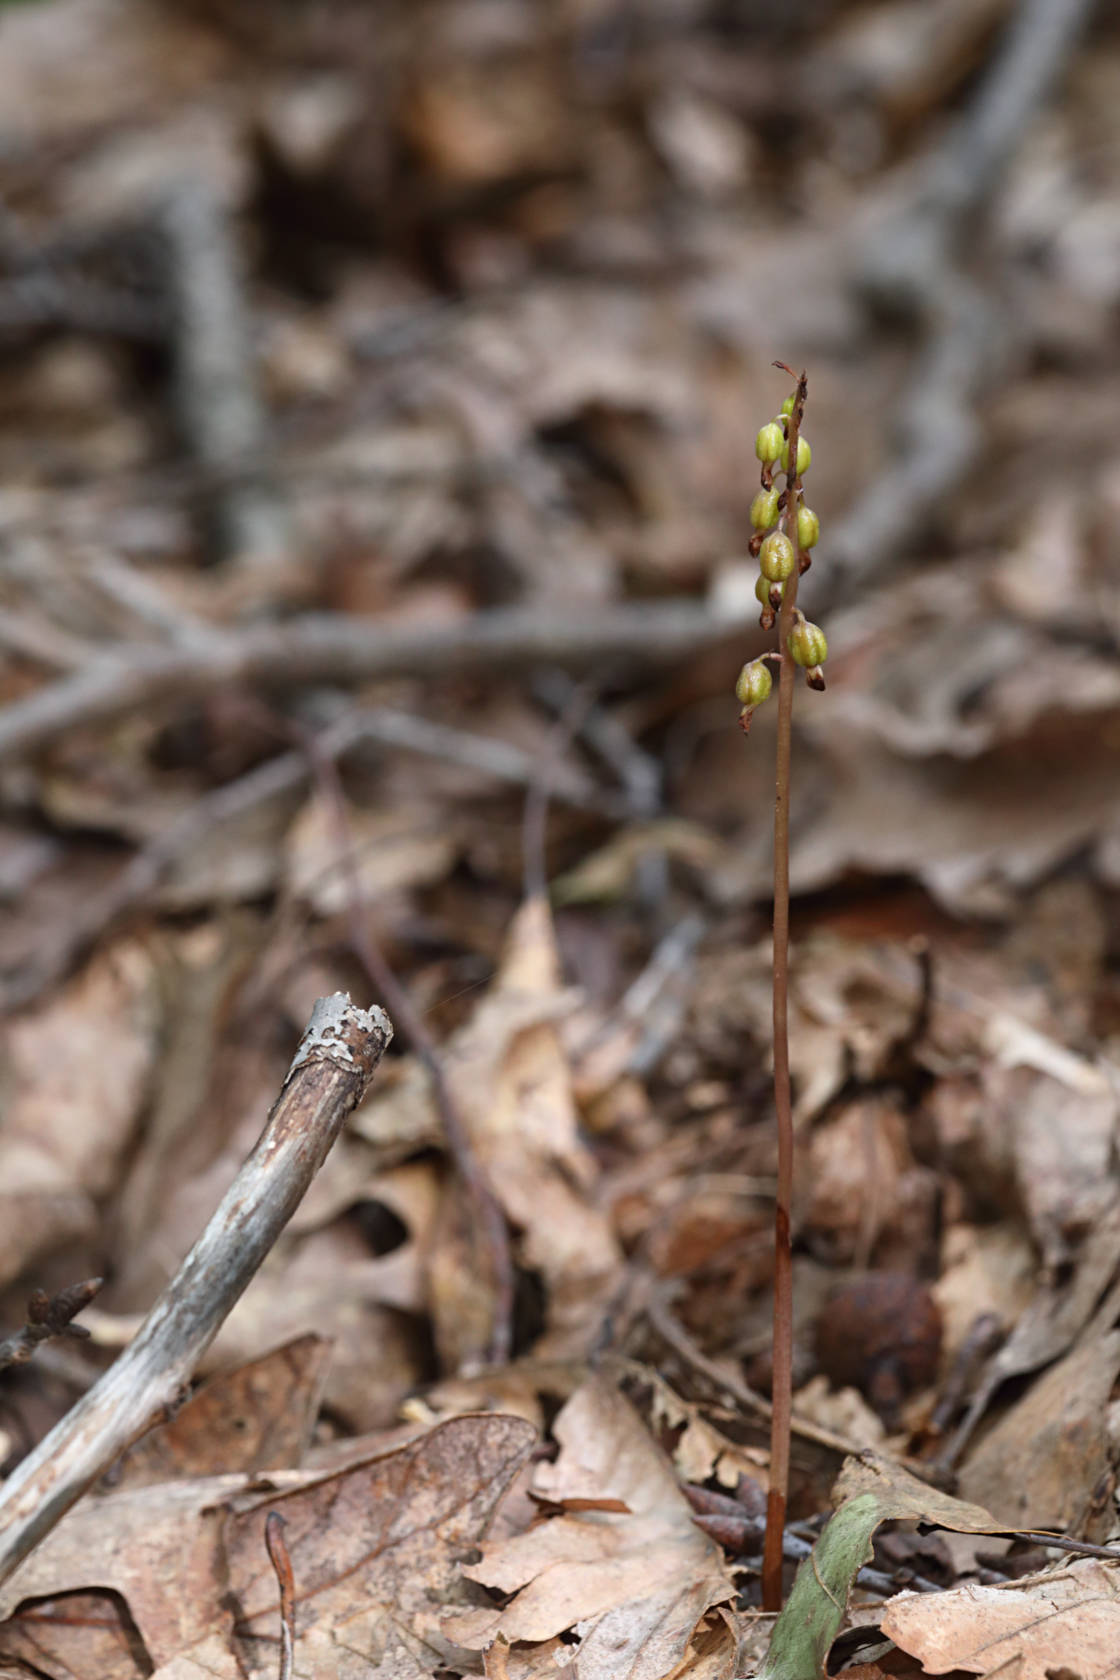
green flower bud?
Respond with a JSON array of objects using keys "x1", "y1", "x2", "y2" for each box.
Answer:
[
  {"x1": 780, "y1": 394, "x2": 796, "y2": 417},
  {"x1": 759, "y1": 530, "x2": 796, "y2": 581},
  {"x1": 796, "y1": 505, "x2": 820, "y2": 549},
  {"x1": 735, "y1": 659, "x2": 773, "y2": 713},
  {"x1": 788, "y1": 618, "x2": 828, "y2": 669},
  {"x1": 780, "y1": 435, "x2": 811, "y2": 475},
  {"x1": 750, "y1": 486, "x2": 781, "y2": 530},
  {"x1": 755, "y1": 421, "x2": 784, "y2": 463}
]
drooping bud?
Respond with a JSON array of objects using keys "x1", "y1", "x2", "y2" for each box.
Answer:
[
  {"x1": 759, "y1": 530, "x2": 796, "y2": 581},
  {"x1": 796, "y1": 505, "x2": 820, "y2": 550},
  {"x1": 780, "y1": 393, "x2": 796, "y2": 417},
  {"x1": 755, "y1": 573, "x2": 780, "y2": 626},
  {"x1": 735, "y1": 658, "x2": 773, "y2": 708},
  {"x1": 780, "y1": 435, "x2": 811, "y2": 475},
  {"x1": 750, "y1": 485, "x2": 781, "y2": 530},
  {"x1": 755, "y1": 421, "x2": 785, "y2": 464},
  {"x1": 788, "y1": 616, "x2": 828, "y2": 669}
]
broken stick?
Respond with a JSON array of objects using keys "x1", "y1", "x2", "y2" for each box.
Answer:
[{"x1": 0, "y1": 994, "x2": 392, "y2": 1588}]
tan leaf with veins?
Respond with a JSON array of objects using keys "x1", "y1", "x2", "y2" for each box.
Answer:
[
  {"x1": 0, "y1": 1415, "x2": 536, "y2": 1677},
  {"x1": 449, "y1": 1378, "x2": 735, "y2": 1680},
  {"x1": 881, "y1": 1558, "x2": 1120, "y2": 1679}
]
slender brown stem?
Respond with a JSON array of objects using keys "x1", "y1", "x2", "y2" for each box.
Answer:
[
  {"x1": 761, "y1": 365, "x2": 808, "y2": 1612},
  {"x1": 265, "y1": 1512, "x2": 296, "y2": 1680}
]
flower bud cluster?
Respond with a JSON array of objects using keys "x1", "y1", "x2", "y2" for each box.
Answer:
[{"x1": 737, "y1": 381, "x2": 829, "y2": 725}]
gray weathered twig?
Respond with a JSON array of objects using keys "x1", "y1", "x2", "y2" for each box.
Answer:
[
  {"x1": 0, "y1": 995, "x2": 391, "y2": 1588},
  {"x1": 0, "y1": 599, "x2": 753, "y2": 767},
  {"x1": 826, "y1": 0, "x2": 1098, "y2": 604},
  {"x1": 156, "y1": 178, "x2": 289, "y2": 568}
]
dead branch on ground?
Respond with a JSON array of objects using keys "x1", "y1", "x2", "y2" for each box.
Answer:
[
  {"x1": 0, "y1": 599, "x2": 755, "y2": 767},
  {"x1": 826, "y1": 0, "x2": 1097, "y2": 604},
  {"x1": 0, "y1": 993, "x2": 392, "y2": 1588},
  {"x1": 156, "y1": 178, "x2": 289, "y2": 569}
]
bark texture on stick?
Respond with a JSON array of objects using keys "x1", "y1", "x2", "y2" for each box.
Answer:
[{"x1": 0, "y1": 994, "x2": 392, "y2": 1589}]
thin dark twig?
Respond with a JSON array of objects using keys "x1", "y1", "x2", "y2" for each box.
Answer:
[
  {"x1": 762, "y1": 362, "x2": 809, "y2": 1614},
  {"x1": 1002, "y1": 1532, "x2": 1120, "y2": 1563},
  {"x1": 0, "y1": 1280, "x2": 103, "y2": 1375},
  {"x1": 285, "y1": 716, "x2": 515, "y2": 1370},
  {"x1": 264, "y1": 1512, "x2": 296, "y2": 1680},
  {"x1": 929, "y1": 1311, "x2": 1005, "y2": 1443},
  {"x1": 691, "y1": 1509, "x2": 765, "y2": 1552}
]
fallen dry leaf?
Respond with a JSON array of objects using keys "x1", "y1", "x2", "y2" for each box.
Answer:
[
  {"x1": 790, "y1": 1377, "x2": 885, "y2": 1451},
  {"x1": 0, "y1": 1588, "x2": 149, "y2": 1680},
  {"x1": 224, "y1": 1412, "x2": 536, "y2": 1675},
  {"x1": 932, "y1": 1220, "x2": 1035, "y2": 1365},
  {"x1": 0, "y1": 1414, "x2": 537, "y2": 1676},
  {"x1": 150, "y1": 1632, "x2": 241, "y2": 1678},
  {"x1": 803, "y1": 1095, "x2": 932, "y2": 1269},
  {"x1": 830, "y1": 1453, "x2": 1003, "y2": 1533},
  {"x1": 881, "y1": 1557, "x2": 1120, "y2": 1679},
  {"x1": 0, "y1": 1474, "x2": 246, "y2": 1667},
  {"x1": 286, "y1": 793, "x2": 459, "y2": 914},
  {"x1": 958, "y1": 1329, "x2": 1120, "y2": 1537},
  {"x1": 0, "y1": 939, "x2": 159, "y2": 1287},
  {"x1": 354, "y1": 894, "x2": 620, "y2": 1368},
  {"x1": 948, "y1": 1195, "x2": 1120, "y2": 1447},
  {"x1": 793, "y1": 569, "x2": 1120, "y2": 915},
  {"x1": 448, "y1": 1377, "x2": 735, "y2": 1680},
  {"x1": 643, "y1": 1367, "x2": 769, "y2": 1492},
  {"x1": 202, "y1": 1226, "x2": 428, "y2": 1432},
  {"x1": 110, "y1": 1333, "x2": 334, "y2": 1489},
  {"x1": 0, "y1": 0, "x2": 229, "y2": 146}
]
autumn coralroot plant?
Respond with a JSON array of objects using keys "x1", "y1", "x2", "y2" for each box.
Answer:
[{"x1": 736, "y1": 364, "x2": 828, "y2": 1613}]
